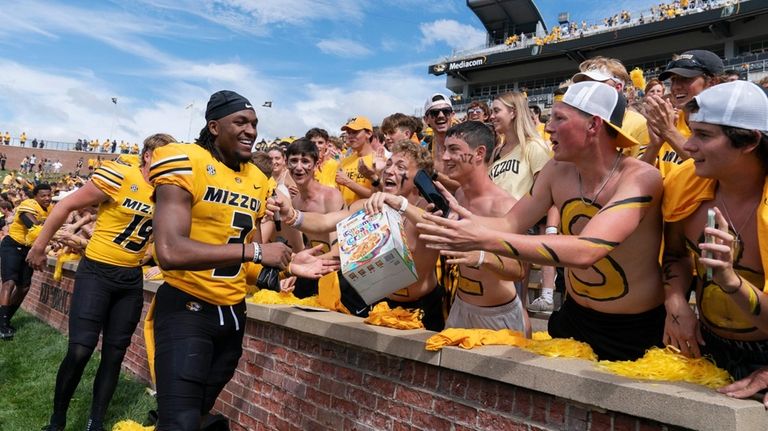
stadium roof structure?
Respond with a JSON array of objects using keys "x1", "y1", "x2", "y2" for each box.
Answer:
[
  {"x1": 429, "y1": 0, "x2": 768, "y2": 110},
  {"x1": 431, "y1": 0, "x2": 768, "y2": 79},
  {"x1": 467, "y1": 0, "x2": 547, "y2": 37}
]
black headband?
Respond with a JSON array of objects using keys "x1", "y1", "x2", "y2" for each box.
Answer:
[{"x1": 205, "y1": 90, "x2": 254, "y2": 122}]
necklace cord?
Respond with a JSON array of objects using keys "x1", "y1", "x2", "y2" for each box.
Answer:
[
  {"x1": 717, "y1": 196, "x2": 760, "y2": 247},
  {"x1": 578, "y1": 151, "x2": 622, "y2": 206}
]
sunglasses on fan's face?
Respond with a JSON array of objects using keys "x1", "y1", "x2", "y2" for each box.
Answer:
[{"x1": 427, "y1": 108, "x2": 453, "y2": 117}]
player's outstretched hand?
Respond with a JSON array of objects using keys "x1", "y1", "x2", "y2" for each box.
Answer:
[{"x1": 290, "y1": 244, "x2": 340, "y2": 279}]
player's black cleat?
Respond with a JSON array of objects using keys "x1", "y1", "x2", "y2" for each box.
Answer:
[{"x1": 0, "y1": 325, "x2": 14, "y2": 340}]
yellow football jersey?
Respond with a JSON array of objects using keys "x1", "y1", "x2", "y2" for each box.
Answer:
[
  {"x1": 86, "y1": 159, "x2": 154, "y2": 267},
  {"x1": 149, "y1": 143, "x2": 270, "y2": 305},
  {"x1": 9, "y1": 198, "x2": 50, "y2": 245}
]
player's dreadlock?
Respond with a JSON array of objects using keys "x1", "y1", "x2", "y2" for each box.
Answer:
[{"x1": 195, "y1": 125, "x2": 225, "y2": 163}]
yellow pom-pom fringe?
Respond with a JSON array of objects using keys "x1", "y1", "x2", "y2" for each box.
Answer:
[
  {"x1": 247, "y1": 290, "x2": 326, "y2": 308},
  {"x1": 425, "y1": 331, "x2": 730, "y2": 388},
  {"x1": 598, "y1": 346, "x2": 732, "y2": 388},
  {"x1": 425, "y1": 329, "x2": 595, "y2": 360},
  {"x1": 523, "y1": 338, "x2": 597, "y2": 361},
  {"x1": 112, "y1": 419, "x2": 155, "y2": 431}
]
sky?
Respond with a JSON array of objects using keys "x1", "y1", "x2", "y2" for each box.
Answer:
[{"x1": 0, "y1": 0, "x2": 658, "y2": 144}]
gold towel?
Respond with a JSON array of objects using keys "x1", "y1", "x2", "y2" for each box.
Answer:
[{"x1": 364, "y1": 302, "x2": 424, "y2": 330}]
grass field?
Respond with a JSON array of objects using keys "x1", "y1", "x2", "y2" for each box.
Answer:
[{"x1": 0, "y1": 311, "x2": 156, "y2": 430}]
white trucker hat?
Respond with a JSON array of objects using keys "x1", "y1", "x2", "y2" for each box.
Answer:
[
  {"x1": 572, "y1": 66, "x2": 625, "y2": 88},
  {"x1": 423, "y1": 93, "x2": 453, "y2": 113},
  {"x1": 560, "y1": 81, "x2": 638, "y2": 148},
  {"x1": 688, "y1": 80, "x2": 768, "y2": 133}
]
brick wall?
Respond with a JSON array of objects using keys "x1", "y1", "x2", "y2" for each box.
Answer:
[
  {"x1": 215, "y1": 322, "x2": 674, "y2": 431},
  {"x1": 22, "y1": 264, "x2": 688, "y2": 431},
  {"x1": 0, "y1": 145, "x2": 117, "y2": 176}
]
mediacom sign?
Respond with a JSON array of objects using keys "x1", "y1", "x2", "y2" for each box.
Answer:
[{"x1": 430, "y1": 56, "x2": 486, "y2": 75}]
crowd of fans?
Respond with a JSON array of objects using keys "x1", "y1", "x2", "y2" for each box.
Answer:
[
  {"x1": 0, "y1": 130, "x2": 141, "y2": 155},
  {"x1": 3, "y1": 45, "x2": 768, "y2": 429},
  {"x1": 493, "y1": 0, "x2": 734, "y2": 51}
]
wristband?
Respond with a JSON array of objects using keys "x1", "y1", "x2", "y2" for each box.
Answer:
[
  {"x1": 398, "y1": 197, "x2": 409, "y2": 214},
  {"x1": 292, "y1": 210, "x2": 304, "y2": 229},
  {"x1": 720, "y1": 276, "x2": 742, "y2": 295},
  {"x1": 252, "y1": 243, "x2": 263, "y2": 264},
  {"x1": 470, "y1": 250, "x2": 485, "y2": 269},
  {"x1": 545, "y1": 226, "x2": 558, "y2": 235}
]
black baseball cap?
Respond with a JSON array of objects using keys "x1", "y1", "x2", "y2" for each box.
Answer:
[{"x1": 659, "y1": 50, "x2": 724, "y2": 81}]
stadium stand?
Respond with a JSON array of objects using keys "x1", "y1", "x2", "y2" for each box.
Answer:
[{"x1": 430, "y1": 0, "x2": 768, "y2": 112}]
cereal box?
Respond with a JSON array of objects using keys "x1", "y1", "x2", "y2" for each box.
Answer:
[{"x1": 336, "y1": 205, "x2": 417, "y2": 304}]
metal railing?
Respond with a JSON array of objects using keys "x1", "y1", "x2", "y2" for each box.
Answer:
[
  {"x1": 0, "y1": 137, "x2": 125, "y2": 153},
  {"x1": 440, "y1": 0, "x2": 740, "y2": 63}
]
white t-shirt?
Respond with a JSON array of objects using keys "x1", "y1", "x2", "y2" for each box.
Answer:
[{"x1": 488, "y1": 139, "x2": 551, "y2": 200}]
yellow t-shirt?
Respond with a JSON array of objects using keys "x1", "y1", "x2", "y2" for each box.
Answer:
[
  {"x1": 86, "y1": 159, "x2": 154, "y2": 267},
  {"x1": 9, "y1": 198, "x2": 49, "y2": 245},
  {"x1": 315, "y1": 158, "x2": 339, "y2": 188},
  {"x1": 489, "y1": 139, "x2": 551, "y2": 200},
  {"x1": 149, "y1": 143, "x2": 270, "y2": 305},
  {"x1": 338, "y1": 153, "x2": 373, "y2": 205},
  {"x1": 656, "y1": 112, "x2": 691, "y2": 179},
  {"x1": 621, "y1": 110, "x2": 650, "y2": 158},
  {"x1": 535, "y1": 123, "x2": 550, "y2": 142},
  {"x1": 130, "y1": 144, "x2": 140, "y2": 154}
]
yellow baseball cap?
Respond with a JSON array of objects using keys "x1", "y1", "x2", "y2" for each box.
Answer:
[{"x1": 341, "y1": 116, "x2": 373, "y2": 132}]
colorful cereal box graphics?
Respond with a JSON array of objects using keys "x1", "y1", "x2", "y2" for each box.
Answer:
[{"x1": 337, "y1": 205, "x2": 418, "y2": 304}]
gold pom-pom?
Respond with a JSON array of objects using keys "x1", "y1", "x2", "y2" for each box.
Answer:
[
  {"x1": 598, "y1": 346, "x2": 732, "y2": 388},
  {"x1": 112, "y1": 419, "x2": 155, "y2": 431},
  {"x1": 248, "y1": 289, "x2": 326, "y2": 308},
  {"x1": 524, "y1": 338, "x2": 597, "y2": 361},
  {"x1": 630, "y1": 68, "x2": 646, "y2": 90}
]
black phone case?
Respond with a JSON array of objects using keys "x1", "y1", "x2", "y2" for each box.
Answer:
[{"x1": 414, "y1": 170, "x2": 450, "y2": 217}]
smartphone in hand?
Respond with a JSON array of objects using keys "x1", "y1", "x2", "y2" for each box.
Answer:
[
  {"x1": 414, "y1": 169, "x2": 450, "y2": 217},
  {"x1": 705, "y1": 208, "x2": 715, "y2": 280}
]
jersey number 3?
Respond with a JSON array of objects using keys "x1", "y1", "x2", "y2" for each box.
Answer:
[{"x1": 213, "y1": 211, "x2": 254, "y2": 278}]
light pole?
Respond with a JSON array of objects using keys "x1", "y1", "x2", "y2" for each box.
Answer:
[{"x1": 109, "y1": 97, "x2": 118, "y2": 141}]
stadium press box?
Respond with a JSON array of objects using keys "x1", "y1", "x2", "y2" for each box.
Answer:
[{"x1": 337, "y1": 206, "x2": 417, "y2": 304}]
